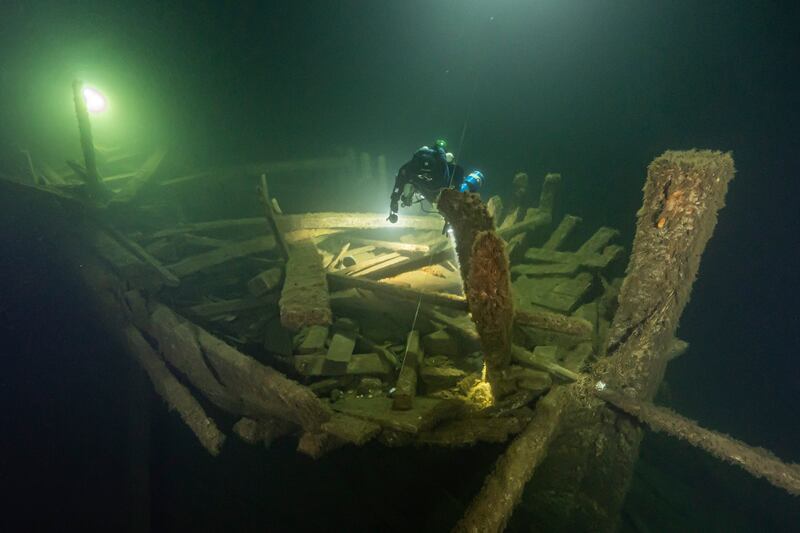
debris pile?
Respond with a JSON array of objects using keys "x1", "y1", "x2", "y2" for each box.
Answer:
[
  {"x1": 17, "y1": 149, "x2": 798, "y2": 531},
  {"x1": 2, "y1": 150, "x2": 625, "y2": 456},
  {"x1": 75, "y1": 157, "x2": 625, "y2": 454}
]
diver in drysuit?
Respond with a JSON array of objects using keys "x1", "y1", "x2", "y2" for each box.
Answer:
[{"x1": 387, "y1": 139, "x2": 484, "y2": 224}]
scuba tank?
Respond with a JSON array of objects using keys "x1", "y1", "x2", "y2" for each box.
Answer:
[{"x1": 459, "y1": 170, "x2": 485, "y2": 193}]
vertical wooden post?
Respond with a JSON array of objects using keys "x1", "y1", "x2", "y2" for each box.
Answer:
[
  {"x1": 523, "y1": 150, "x2": 735, "y2": 531},
  {"x1": 71, "y1": 79, "x2": 104, "y2": 196},
  {"x1": 456, "y1": 151, "x2": 735, "y2": 533}
]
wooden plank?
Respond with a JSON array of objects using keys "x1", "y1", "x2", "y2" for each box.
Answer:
[
  {"x1": 93, "y1": 229, "x2": 159, "y2": 288},
  {"x1": 284, "y1": 228, "x2": 343, "y2": 243},
  {"x1": 326, "y1": 242, "x2": 350, "y2": 270},
  {"x1": 538, "y1": 172, "x2": 561, "y2": 213},
  {"x1": 0, "y1": 172, "x2": 86, "y2": 207},
  {"x1": 347, "y1": 238, "x2": 430, "y2": 253},
  {"x1": 453, "y1": 387, "x2": 567, "y2": 532},
  {"x1": 498, "y1": 207, "x2": 519, "y2": 230},
  {"x1": 510, "y1": 262, "x2": 580, "y2": 277},
  {"x1": 179, "y1": 234, "x2": 231, "y2": 248},
  {"x1": 424, "y1": 307, "x2": 480, "y2": 344},
  {"x1": 168, "y1": 235, "x2": 277, "y2": 277},
  {"x1": 523, "y1": 247, "x2": 615, "y2": 269},
  {"x1": 357, "y1": 335, "x2": 400, "y2": 368},
  {"x1": 513, "y1": 307, "x2": 593, "y2": 339},
  {"x1": 496, "y1": 209, "x2": 551, "y2": 242},
  {"x1": 393, "y1": 331, "x2": 423, "y2": 410},
  {"x1": 104, "y1": 226, "x2": 180, "y2": 287},
  {"x1": 562, "y1": 341, "x2": 594, "y2": 372},
  {"x1": 336, "y1": 252, "x2": 402, "y2": 277},
  {"x1": 419, "y1": 366, "x2": 466, "y2": 392},
  {"x1": 150, "y1": 218, "x2": 266, "y2": 239},
  {"x1": 279, "y1": 240, "x2": 333, "y2": 330},
  {"x1": 259, "y1": 174, "x2": 290, "y2": 260},
  {"x1": 553, "y1": 272, "x2": 593, "y2": 298},
  {"x1": 280, "y1": 212, "x2": 444, "y2": 231},
  {"x1": 298, "y1": 325, "x2": 329, "y2": 354},
  {"x1": 486, "y1": 195, "x2": 504, "y2": 223},
  {"x1": 321, "y1": 413, "x2": 381, "y2": 446},
  {"x1": 294, "y1": 353, "x2": 390, "y2": 377},
  {"x1": 354, "y1": 254, "x2": 410, "y2": 278},
  {"x1": 510, "y1": 344, "x2": 579, "y2": 382},
  {"x1": 124, "y1": 325, "x2": 226, "y2": 455},
  {"x1": 353, "y1": 240, "x2": 453, "y2": 281},
  {"x1": 514, "y1": 272, "x2": 592, "y2": 314},
  {"x1": 601, "y1": 244, "x2": 624, "y2": 266},
  {"x1": 417, "y1": 417, "x2": 526, "y2": 446},
  {"x1": 247, "y1": 267, "x2": 283, "y2": 296},
  {"x1": 577, "y1": 227, "x2": 619, "y2": 254},
  {"x1": 39, "y1": 162, "x2": 69, "y2": 185},
  {"x1": 341, "y1": 245, "x2": 376, "y2": 260},
  {"x1": 327, "y1": 272, "x2": 468, "y2": 310},
  {"x1": 326, "y1": 332, "x2": 356, "y2": 364},
  {"x1": 421, "y1": 329, "x2": 459, "y2": 357},
  {"x1": 330, "y1": 396, "x2": 451, "y2": 434},
  {"x1": 542, "y1": 215, "x2": 582, "y2": 250},
  {"x1": 107, "y1": 148, "x2": 167, "y2": 205},
  {"x1": 186, "y1": 295, "x2": 278, "y2": 319}
]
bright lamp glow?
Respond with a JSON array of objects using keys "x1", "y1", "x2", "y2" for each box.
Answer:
[{"x1": 82, "y1": 87, "x2": 107, "y2": 113}]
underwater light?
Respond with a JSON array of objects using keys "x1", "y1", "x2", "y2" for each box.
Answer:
[{"x1": 82, "y1": 87, "x2": 107, "y2": 114}]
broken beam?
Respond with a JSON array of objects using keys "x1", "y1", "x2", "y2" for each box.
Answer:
[
  {"x1": 327, "y1": 272, "x2": 467, "y2": 310},
  {"x1": 279, "y1": 240, "x2": 333, "y2": 330},
  {"x1": 280, "y1": 212, "x2": 444, "y2": 231},
  {"x1": 168, "y1": 235, "x2": 277, "y2": 277}
]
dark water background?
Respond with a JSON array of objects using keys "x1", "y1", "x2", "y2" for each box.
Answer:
[{"x1": 1, "y1": 1, "x2": 798, "y2": 531}]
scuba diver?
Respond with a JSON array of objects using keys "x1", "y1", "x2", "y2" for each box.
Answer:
[{"x1": 387, "y1": 139, "x2": 485, "y2": 224}]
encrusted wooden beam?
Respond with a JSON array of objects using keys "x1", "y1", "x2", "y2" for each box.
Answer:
[
  {"x1": 454, "y1": 386, "x2": 568, "y2": 533},
  {"x1": 523, "y1": 150, "x2": 736, "y2": 532},
  {"x1": 279, "y1": 239, "x2": 333, "y2": 331},
  {"x1": 596, "y1": 386, "x2": 800, "y2": 497},
  {"x1": 123, "y1": 325, "x2": 226, "y2": 455}
]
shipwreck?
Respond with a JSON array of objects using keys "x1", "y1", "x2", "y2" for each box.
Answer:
[{"x1": 2, "y1": 86, "x2": 797, "y2": 532}]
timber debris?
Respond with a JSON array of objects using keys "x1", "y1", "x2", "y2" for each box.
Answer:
[{"x1": 10, "y1": 147, "x2": 788, "y2": 533}]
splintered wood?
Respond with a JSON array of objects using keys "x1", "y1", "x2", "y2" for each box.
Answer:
[
  {"x1": 12, "y1": 149, "x2": 783, "y2": 533},
  {"x1": 279, "y1": 240, "x2": 333, "y2": 331}
]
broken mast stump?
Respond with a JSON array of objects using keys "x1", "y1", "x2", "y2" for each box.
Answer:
[
  {"x1": 468, "y1": 231, "x2": 515, "y2": 391},
  {"x1": 436, "y1": 189, "x2": 494, "y2": 294},
  {"x1": 436, "y1": 189, "x2": 516, "y2": 391},
  {"x1": 522, "y1": 150, "x2": 735, "y2": 531},
  {"x1": 70, "y1": 79, "x2": 106, "y2": 201}
]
